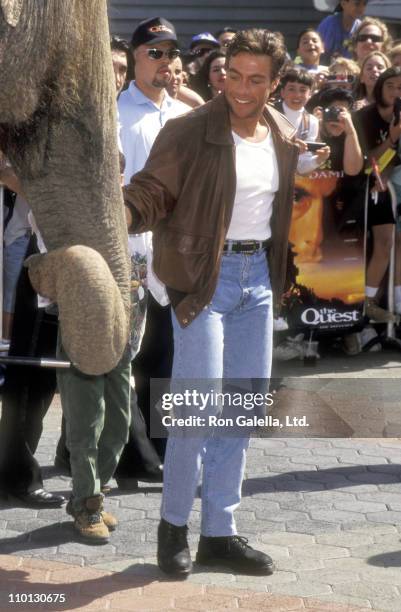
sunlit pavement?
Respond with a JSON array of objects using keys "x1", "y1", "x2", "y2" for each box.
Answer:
[{"x1": 1, "y1": 348, "x2": 401, "y2": 611}]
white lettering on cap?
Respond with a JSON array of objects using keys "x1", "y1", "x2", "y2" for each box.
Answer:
[{"x1": 148, "y1": 25, "x2": 174, "y2": 34}]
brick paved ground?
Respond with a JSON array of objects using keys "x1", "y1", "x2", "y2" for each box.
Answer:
[{"x1": 1, "y1": 348, "x2": 401, "y2": 611}]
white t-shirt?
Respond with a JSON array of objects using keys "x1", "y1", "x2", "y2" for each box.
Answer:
[{"x1": 226, "y1": 130, "x2": 278, "y2": 241}]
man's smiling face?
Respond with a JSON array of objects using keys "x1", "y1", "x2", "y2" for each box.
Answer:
[{"x1": 224, "y1": 52, "x2": 279, "y2": 122}]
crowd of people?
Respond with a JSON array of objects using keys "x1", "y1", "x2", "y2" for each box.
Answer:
[{"x1": 1, "y1": 0, "x2": 401, "y2": 578}]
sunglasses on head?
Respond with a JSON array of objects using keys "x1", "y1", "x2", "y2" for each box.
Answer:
[
  {"x1": 146, "y1": 48, "x2": 180, "y2": 60},
  {"x1": 356, "y1": 33, "x2": 383, "y2": 43},
  {"x1": 191, "y1": 47, "x2": 213, "y2": 58}
]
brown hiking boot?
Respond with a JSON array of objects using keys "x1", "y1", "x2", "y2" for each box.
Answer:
[
  {"x1": 100, "y1": 509, "x2": 118, "y2": 531},
  {"x1": 365, "y1": 297, "x2": 396, "y2": 324},
  {"x1": 67, "y1": 495, "x2": 110, "y2": 544}
]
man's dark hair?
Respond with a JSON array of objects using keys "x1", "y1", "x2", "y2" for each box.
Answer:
[
  {"x1": 225, "y1": 29, "x2": 287, "y2": 80},
  {"x1": 373, "y1": 66, "x2": 401, "y2": 107},
  {"x1": 319, "y1": 87, "x2": 354, "y2": 109},
  {"x1": 110, "y1": 36, "x2": 134, "y2": 83},
  {"x1": 280, "y1": 68, "x2": 314, "y2": 90},
  {"x1": 215, "y1": 26, "x2": 237, "y2": 38},
  {"x1": 110, "y1": 36, "x2": 130, "y2": 54}
]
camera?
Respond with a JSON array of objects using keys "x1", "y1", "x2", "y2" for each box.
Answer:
[
  {"x1": 323, "y1": 106, "x2": 341, "y2": 122},
  {"x1": 304, "y1": 141, "x2": 327, "y2": 152},
  {"x1": 393, "y1": 97, "x2": 401, "y2": 125},
  {"x1": 326, "y1": 74, "x2": 355, "y2": 84}
]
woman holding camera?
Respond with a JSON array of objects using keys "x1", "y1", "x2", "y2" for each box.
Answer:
[{"x1": 317, "y1": 88, "x2": 363, "y2": 175}]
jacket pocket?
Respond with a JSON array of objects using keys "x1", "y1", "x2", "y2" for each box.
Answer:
[{"x1": 154, "y1": 229, "x2": 212, "y2": 293}]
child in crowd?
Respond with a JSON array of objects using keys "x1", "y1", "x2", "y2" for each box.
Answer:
[
  {"x1": 295, "y1": 29, "x2": 328, "y2": 75},
  {"x1": 317, "y1": 0, "x2": 368, "y2": 61},
  {"x1": 276, "y1": 68, "x2": 330, "y2": 174},
  {"x1": 328, "y1": 56, "x2": 360, "y2": 88}
]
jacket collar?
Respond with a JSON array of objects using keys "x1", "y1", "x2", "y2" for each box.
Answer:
[{"x1": 205, "y1": 94, "x2": 296, "y2": 146}]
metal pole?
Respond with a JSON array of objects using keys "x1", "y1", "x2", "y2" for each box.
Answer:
[{"x1": 0, "y1": 356, "x2": 71, "y2": 368}]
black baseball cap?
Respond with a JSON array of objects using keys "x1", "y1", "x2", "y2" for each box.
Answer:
[{"x1": 131, "y1": 17, "x2": 178, "y2": 49}]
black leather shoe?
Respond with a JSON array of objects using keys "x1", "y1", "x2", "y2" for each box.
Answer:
[
  {"x1": 157, "y1": 518, "x2": 192, "y2": 578},
  {"x1": 196, "y1": 535, "x2": 274, "y2": 575},
  {"x1": 11, "y1": 488, "x2": 66, "y2": 508}
]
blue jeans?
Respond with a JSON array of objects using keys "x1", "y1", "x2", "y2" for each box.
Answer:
[
  {"x1": 161, "y1": 250, "x2": 273, "y2": 536},
  {"x1": 3, "y1": 232, "x2": 30, "y2": 313}
]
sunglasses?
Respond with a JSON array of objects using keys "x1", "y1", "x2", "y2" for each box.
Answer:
[
  {"x1": 191, "y1": 47, "x2": 213, "y2": 58},
  {"x1": 145, "y1": 48, "x2": 181, "y2": 61},
  {"x1": 356, "y1": 34, "x2": 383, "y2": 43}
]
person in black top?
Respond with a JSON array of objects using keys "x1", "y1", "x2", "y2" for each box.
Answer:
[
  {"x1": 317, "y1": 87, "x2": 363, "y2": 174},
  {"x1": 353, "y1": 67, "x2": 401, "y2": 322}
]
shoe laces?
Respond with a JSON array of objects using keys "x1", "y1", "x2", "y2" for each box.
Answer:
[
  {"x1": 165, "y1": 523, "x2": 188, "y2": 546},
  {"x1": 87, "y1": 511, "x2": 102, "y2": 526},
  {"x1": 231, "y1": 535, "x2": 251, "y2": 550}
]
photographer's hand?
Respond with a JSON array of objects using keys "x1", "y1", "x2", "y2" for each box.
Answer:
[
  {"x1": 315, "y1": 146, "x2": 331, "y2": 166},
  {"x1": 342, "y1": 110, "x2": 363, "y2": 176},
  {"x1": 389, "y1": 115, "x2": 401, "y2": 147}
]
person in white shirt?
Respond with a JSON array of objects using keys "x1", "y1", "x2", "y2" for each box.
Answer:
[
  {"x1": 276, "y1": 68, "x2": 330, "y2": 175},
  {"x1": 118, "y1": 17, "x2": 191, "y2": 478}
]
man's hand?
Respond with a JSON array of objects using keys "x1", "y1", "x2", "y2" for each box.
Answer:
[{"x1": 295, "y1": 139, "x2": 308, "y2": 154}]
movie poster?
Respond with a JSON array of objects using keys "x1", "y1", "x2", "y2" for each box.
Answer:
[{"x1": 282, "y1": 165, "x2": 366, "y2": 332}]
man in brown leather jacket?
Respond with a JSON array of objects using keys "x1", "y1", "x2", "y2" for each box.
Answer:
[{"x1": 124, "y1": 29, "x2": 299, "y2": 578}]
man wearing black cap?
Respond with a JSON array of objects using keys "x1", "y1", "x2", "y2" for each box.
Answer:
[
  {"x1": 119, "y1": 17, "x2": 189, "y2": 191},
  {"x1": 118, "y1": 18, "x2": 190, "y2": 483}
]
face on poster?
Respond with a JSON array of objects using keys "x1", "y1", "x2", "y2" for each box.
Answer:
[{"x1": 285, "y1": 169, "x2": 366, "y2": 330}]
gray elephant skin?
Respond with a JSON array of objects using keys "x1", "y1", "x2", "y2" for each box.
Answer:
[{"x1": 0, "y1": 0, "x2": 130, "y2": 374}]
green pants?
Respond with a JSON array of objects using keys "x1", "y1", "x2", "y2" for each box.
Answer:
[{"x1": 57, "y1": 337, "x2": 131, "y2": 511}]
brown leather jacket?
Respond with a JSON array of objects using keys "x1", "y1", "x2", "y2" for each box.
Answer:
[{"x1": 124, "y1": 94, "x2": 299, "y2": 327}]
